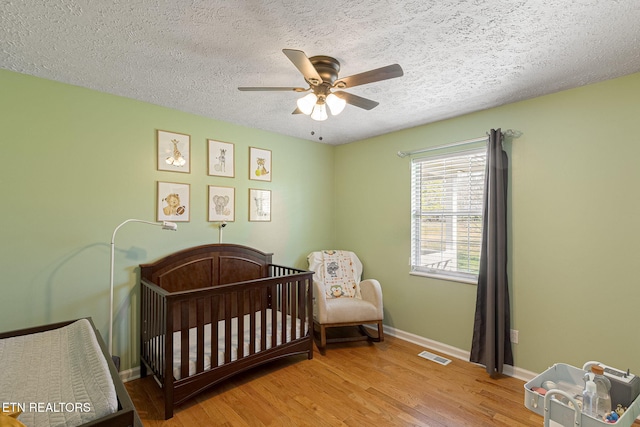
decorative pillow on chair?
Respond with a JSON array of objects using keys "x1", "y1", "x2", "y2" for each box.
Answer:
[{"x1": 319, "y1": 250, "x2": 361, "y2": 299}]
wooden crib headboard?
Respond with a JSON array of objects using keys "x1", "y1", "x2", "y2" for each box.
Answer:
[{"x1": 140, "y1": 244, "x2": 273, "y2": 293}]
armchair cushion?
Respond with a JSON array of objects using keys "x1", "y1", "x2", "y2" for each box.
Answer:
[
  {"x1": 313, "y1": 279, "x2": 383, "y2": 324},
  {"x1": 308, "y1": 250, "x2": 362, "y2": 299}
]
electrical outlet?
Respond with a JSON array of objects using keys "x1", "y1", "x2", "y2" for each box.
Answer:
[{"x1": 510, "y1": 329, "x2": 519, "y2": 344}]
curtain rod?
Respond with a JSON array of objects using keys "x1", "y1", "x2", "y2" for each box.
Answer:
[{"x1": 397, "y1": 129, "x2": 521, "y2": 158}]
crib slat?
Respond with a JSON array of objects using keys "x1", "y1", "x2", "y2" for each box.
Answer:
[
  {"x1": 152, "y1": 289, "x2": 158, "y2": 377},
  {"x1": 236, "y1": 290, "x2": 244, "y2": 359},
  {"x1": 280, "y1": 282, "x2": 287, "y2": 344},
  {"x1": 147, "y1": 285, "x2": 153, "y2": 372},
  {"x1": 249, "y1": 289, "x2": 256, "y2": 355},
  {"x1": 290, "y1": 280, "x2": 297, "y2": 340},
  {"x1": 160, "y1": 291, "x2": 166, "y2": 381},
  {"x1": 271, "y1": 283, "x2": 277, "y2": 349},
  {"x1": 224, "y1": 293, "x2": 232, "y2": 364},
  {"x1": 149, "y1": 287, "x2": 154, "y2": 372},
  {"x1": 211, "y1": 295, "x2": 219, "y2": 367},
  {"x1": 164, "y1": 297, "x2": 174, "y2": 393},
  {"x1": 141, "y1": 285, "x2": 148, "y2": 369},
  {"x1": 158, "y1": 292, "x2": 162, "y2": 381},
  {"x1": 153, "y1": 287, "x2": 158, "y2": 374},
  {"x1": 196, "y1": 298, "x2": 205, "y2": 373},
  {"x1": 260, "y1": 287, "x2": 267, "y2": 352},
  {"x1": 299, "y1": 278, "x2": 307, "y2": 338},
  {"x1": 180, "y1": 301, "x2": 189, "y2": 380},
  {"x1": 164, "y1": 296, "x2": 174, "y2": 419}
]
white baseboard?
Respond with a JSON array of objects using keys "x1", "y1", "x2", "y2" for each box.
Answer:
[
  {"x1": 119, "y1": 366, "x2": 141, "y2": 383},
  {"x1": 380, "y1": 324, "x2": 538, "y2": 382}
]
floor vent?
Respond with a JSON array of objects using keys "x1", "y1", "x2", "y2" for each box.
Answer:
[{"x1": 418, "y1": 350, "x2": 451, "y2": 366}]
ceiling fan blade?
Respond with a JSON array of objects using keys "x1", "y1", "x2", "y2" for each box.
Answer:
[
  {"x1": 238, "y1": 86, "x2": 308, "y2": 92},
  {"x1": 292, "y1": 107, "x2": 303, "y2": 114},
  {"x1": 334, "y1": 91, "x2": 379, "y2": 110},
  {"x1": 282, "y1": 49, "x2": 323, "y2": 85},
  {"x1": 334, "y1": 64, "x2": 403, "y2": 89}
]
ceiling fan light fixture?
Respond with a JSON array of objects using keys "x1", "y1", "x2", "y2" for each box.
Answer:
[
  {"x1": 239, "y1": 49, "x2": 404, "y2": 122},
  {"x1": 296, "y1": 93, "x2": 317, "y2": 115},
  {"x1": 326, "y1": 93, "x2": 346, "y2": 116},
  {"x1": 310, "y1": 101, "x2": 328, "y2": 121}
]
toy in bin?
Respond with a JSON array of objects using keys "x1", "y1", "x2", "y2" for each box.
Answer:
[{"x1": 524, "y1": 362, "x2": 640, "y2": 427}]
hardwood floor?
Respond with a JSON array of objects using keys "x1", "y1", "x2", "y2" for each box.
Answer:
[{"x1": 124, "y1": 335, "x2": 637, "y2": 426}]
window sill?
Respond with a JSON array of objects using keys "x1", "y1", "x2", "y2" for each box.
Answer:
[{"x1": 409, "y1": 270, "x2": 478, "y2": 285}]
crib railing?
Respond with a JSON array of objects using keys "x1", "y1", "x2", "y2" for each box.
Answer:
[
  {"x1": 141, "y1": 280, "x2": 167, "y2": 382},
  {"x1": 140, "y1": 266, "x2": 313, "y2": 388}
]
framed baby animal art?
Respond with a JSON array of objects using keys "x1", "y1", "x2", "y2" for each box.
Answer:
[
  {"x1": 249, "y1": 188, "x2": 271, "y2": 222},
  {"x1": 157, "y1": 181, "x2": 190, "y2": 222},
  {"x1": 249, "y1": 147, "x2": 271, "y2": 182},
  {"x1": 157, "y1": 130, "x2": 190, "y2": 173},
  {"x1": 208, "y1": 139, "x2": 235, "y2": 178},
  {"x1": 208, "y1": 185, "x2": 235, "y2": 222}
]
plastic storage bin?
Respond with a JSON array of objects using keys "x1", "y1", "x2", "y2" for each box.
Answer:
[{"x1": 524, "y1": 363, "x2": 640, "y2": 427}]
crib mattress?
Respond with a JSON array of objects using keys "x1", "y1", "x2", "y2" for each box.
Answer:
[
  {"x1": 0, "y1": 319, "x2": 118, "y2": 427},
  {"x1": 152, "y1": 309, "x2": 306, "y2": 380}
]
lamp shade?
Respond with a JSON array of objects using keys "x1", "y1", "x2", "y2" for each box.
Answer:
[
  {"x1": 310, "y1": 102, "x2": 328, "y2": 121},
  {"x1": 326, "y1": 93, "x2": 346, "y2": 115},
  {"x1": 296, "y1": 93, "x2": 317, "y2": 115}
]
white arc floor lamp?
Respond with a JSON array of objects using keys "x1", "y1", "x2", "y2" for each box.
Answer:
[{"x1": 109, "y1": 219, "x2": 177, "y2": 358}]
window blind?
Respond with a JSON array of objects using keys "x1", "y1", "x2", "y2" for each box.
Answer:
[{"x1": 410, "y1": 148, "x2": 486, "y2": 282}]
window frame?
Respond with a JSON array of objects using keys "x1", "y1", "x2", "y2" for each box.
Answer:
[{"x1": 410, "y1": 147, "x2": 487, "y2": 284}]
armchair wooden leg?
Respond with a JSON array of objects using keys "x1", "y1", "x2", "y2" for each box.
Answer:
[
  {"x1": 377, "y1": 321, "x2": 384, "y2": 342},
  {"x1": 312, "y1": 321, "x2": 327, "y2": 352},
  {"x1": 358, "y1": 322, "x2": 384, "y2": 342},
  {"x1": 320, "y1": 324, "x2": 327, "y2": 349}
]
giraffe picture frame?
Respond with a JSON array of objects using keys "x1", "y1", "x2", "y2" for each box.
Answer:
[
  {"x1": 157, "y1": 130, "x2": 191, "y2": 173},
  {"x1": 208, "y1": 139, "x2": 235, "y2": 178}
]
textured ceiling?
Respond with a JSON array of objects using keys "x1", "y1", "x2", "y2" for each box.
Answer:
[{"x1": 2, "y1": 1, "x2": 640, "y2": 145}]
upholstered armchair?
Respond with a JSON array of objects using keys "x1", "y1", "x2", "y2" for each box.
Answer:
[{"x1": 307, "y1": 250, "x2": 384, "y2": 350}]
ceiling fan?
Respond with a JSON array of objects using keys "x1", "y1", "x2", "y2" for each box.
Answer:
[{"x1": 238, "y1": 49, "x2": 404, "y2": 121}]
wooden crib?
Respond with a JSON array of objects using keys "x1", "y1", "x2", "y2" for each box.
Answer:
[{"x1": 139, "y1": 244, "x2": 313, "y2": 419}]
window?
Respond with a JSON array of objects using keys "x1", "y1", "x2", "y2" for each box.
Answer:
[{"x1": 410, "y1": 148, "x2": 486, "y2": 283}]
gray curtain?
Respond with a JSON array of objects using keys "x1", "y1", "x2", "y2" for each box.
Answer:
[{"x1": 470, "y1": 128, "x2": 514, "y2": 376}]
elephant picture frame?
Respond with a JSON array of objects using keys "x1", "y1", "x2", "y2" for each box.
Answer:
[{"x1": 208, "y1": 185, "x2": 235, "y2": 222}]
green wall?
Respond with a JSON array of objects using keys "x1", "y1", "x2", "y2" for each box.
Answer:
[
  {"x1": 334, "y1": 72, "x2": 640, "y2": 375},
  {"x1": 3, "y1": 67, "x2": 640, "y2": 376},
  {"x1": 0, "y1": 69, "x2": 334, "y2": 371}
]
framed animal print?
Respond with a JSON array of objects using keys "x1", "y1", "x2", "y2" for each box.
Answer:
[
  {"x1": 208, "y1": 139, "x2": 235, "y2": 177},
  {"x1": 249, "y1": 188, "x2": 271, "y2": 222},
  {"x1": 157, "y1": 181, "x2": 190, "y2": 222},
  {"x1": 249, "y1": 147, "x2": 271, "y2": 182},
  {"x1": 208, "y1": 185, "x2": 235, "y2": 222},
  {"x1": 157, "y1": 130, "x2": 190, "y2": 173}
]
